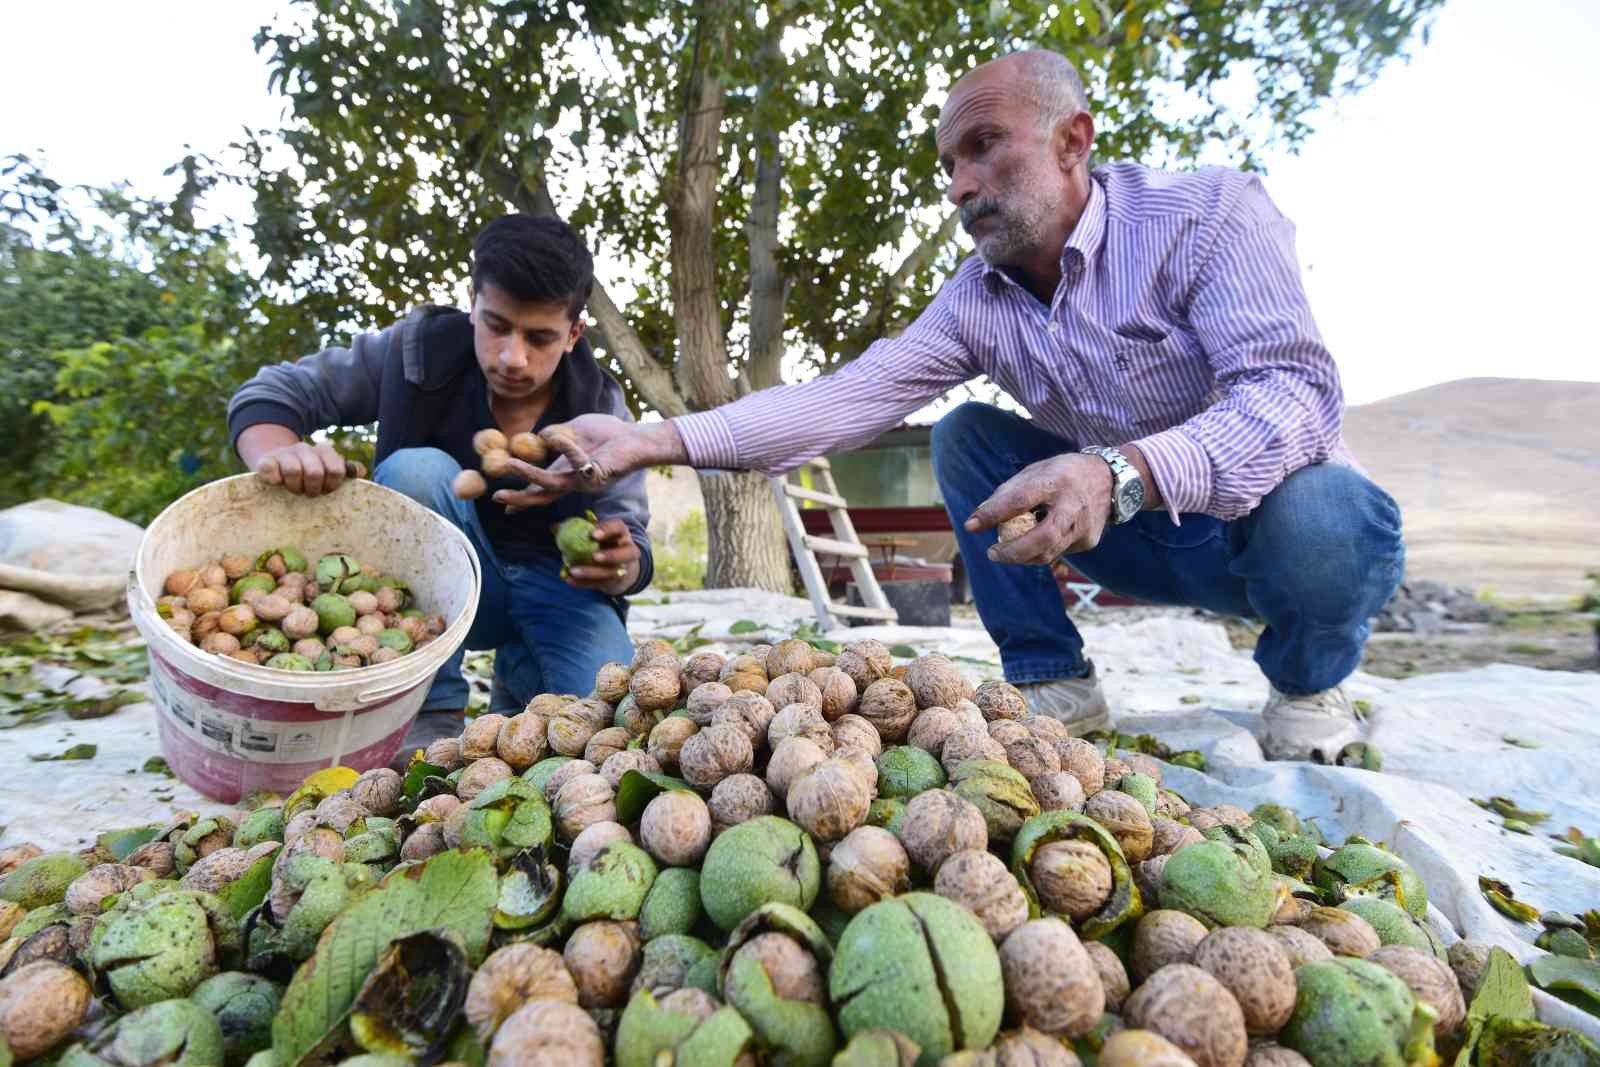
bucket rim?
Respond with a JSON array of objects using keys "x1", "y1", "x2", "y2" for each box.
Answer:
[{"x1": 129, "y1": 473, "x2": 482, "y2": 710}]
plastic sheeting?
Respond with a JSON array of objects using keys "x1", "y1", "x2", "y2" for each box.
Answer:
[{"x1": 4, "y1": 589, "x2": 1596, "y2": 1035}]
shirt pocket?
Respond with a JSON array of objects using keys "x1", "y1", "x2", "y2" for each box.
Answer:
[{"x1": 1112, "y1": 332, "x2": 1204, "y2": 432}]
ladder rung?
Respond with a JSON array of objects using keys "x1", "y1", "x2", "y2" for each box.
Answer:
[
  {"x1": 799, "y1": 455, "x2": 831, "y2": 471},
  {"x1": 803, "y1": 535, "x2": 868, "y2": 559},
  {"x1": 784, "y1": 484, "x2": 848, "y2": 508},
  {"x1": 825, "y1": 602, "x2": 900, "y2": 621}
]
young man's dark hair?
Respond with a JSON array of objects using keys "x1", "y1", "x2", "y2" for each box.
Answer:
[{"x1": 471, "y1": 214, "x2": 595, "y2": 320}]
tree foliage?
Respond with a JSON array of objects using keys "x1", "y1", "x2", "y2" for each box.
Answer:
[
  {"x1": 243, "y1": 0, "x2": 1439, "y2": 589},
  {"x1": 0, "y1": 157, "x2": 282, "y2": 523}
]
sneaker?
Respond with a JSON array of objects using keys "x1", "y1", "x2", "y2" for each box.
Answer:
[
  {"x1": 1016, "y1": 661, "x2": 1112, "y2": 736},
  {"x1": 1259, "y1": 684, "x2": 1362, "y2": 763},
  {"x1": 388, "y1": 709, "x2": 466, "y2": 772}
]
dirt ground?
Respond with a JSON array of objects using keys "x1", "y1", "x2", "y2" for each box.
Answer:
[{"x1": 950, "y1": 600, "x2": 1600, "y2": 679}]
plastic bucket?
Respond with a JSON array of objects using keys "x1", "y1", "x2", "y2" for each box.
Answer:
[{"x1": 128, "y1": 474, "x2": 482, "y2": 802}]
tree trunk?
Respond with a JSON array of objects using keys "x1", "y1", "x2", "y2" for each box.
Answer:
[{"x1": 698, "y1": 468, "x2": 792, "y2": 593}]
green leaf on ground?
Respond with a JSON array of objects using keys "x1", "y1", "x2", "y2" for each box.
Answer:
[
  {"x1": 29, "y1": 743, "x2": 97, "y2": 761},
  {"x1": 1469, "y1": 947, "x2": 1536, "y2": 1025},
  {"x1": 888, "y1": 644, "x2": 918, "y2": 658},
  {"x1": 272, "y1": 849, "x2": 498, "y2": 1066},
  {"x1": 1528, "y1": 955, "x2": 1600, "y2": 1015},
  {"x1": 615, "y1": 769, "x2": 691, "y2": 825},
  {"x1": 141, "y1": 755, "x2": 174, "y2": 777},
  {"x1": 1179, "y1": 694, "x2": 1202, "y2": 705},
  {"x1": 1503, "y1": 735, "x2": 1542, "y2": 749},
  {"x1": 729, "y1": 620, "x2": 763, "y2": 635}
]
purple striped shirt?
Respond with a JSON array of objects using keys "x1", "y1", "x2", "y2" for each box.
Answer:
[{"x1": 673, "y1": 162, "x2": 1354, "y2": 521}]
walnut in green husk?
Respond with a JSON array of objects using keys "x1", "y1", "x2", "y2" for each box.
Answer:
[{"x1": 557, "y1": 511, "x2": 602, "y2": 567}]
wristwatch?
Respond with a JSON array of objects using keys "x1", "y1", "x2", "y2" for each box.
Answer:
[{"x1": 1080, "y1": 446, "x2": 1145, "y2": 524}]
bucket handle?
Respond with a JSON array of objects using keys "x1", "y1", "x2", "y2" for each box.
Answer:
[{"x1": 352, "y1": 675, "x2": 426, "y2": 705}]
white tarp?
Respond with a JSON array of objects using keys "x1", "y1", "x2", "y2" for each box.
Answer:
[{"x1": 3, "y1": 589, "x2": 1597, "y2": 1034}]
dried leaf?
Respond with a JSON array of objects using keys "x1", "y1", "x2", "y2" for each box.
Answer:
[
  {"x1": 1480, "y1": 876, "x2": 1540, "y2": 923},
  {"x1": 1502, "y1": 735, "x2": 1541, "y2": 749},
  {"x1": 1488, "y1": 796, "x2": 1550, "y2": 823}
]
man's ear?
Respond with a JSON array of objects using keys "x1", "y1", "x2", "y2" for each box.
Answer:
[
  {"x1": 1057, "y1": 110, "x2": 1096, "y2": 173},
  {"x1": 566, "y1": 315, "x2": 586, "y2": 351}
]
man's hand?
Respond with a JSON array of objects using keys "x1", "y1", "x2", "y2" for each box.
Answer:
[
  {"x1": 964, "y1": 453, "x2": 1114, "y2": 564},
  {"x1": 494, "y1": 415, "x2": 687, "y2": 514},
  {"x1": 562, "y1": 517, "x2": 641, "y2": 596},
  {"x1": 254, "y1": 441, "x2": 353, "y2": 497}
]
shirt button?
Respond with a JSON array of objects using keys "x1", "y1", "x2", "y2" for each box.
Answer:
[{"x1": 1046, "y1": 322, "x2": 1060, "y2": 334}]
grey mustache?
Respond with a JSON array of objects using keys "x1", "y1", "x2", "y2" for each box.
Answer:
[{"x1": 960, "y1": 197, "x2": 1001, "y2": 230}]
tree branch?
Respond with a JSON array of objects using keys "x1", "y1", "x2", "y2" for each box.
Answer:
[
  {"x1": 836, "y1": 208, "x2": 961, "y2": 362},
  {"x1": 742, "y1": 8, "x2": 791, "y2": 396},
  {"x1": 666, "y1": 0, "x2": 736, "y2": 411}
]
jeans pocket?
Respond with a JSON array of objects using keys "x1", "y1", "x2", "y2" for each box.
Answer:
[{"x1": 1132, "y1": 511, "x2": 1222, "y2": 550}]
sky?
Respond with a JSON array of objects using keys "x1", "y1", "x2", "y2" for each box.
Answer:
[{"x1": 3, "y1": 0, "x2": 1597, "y2": 406}]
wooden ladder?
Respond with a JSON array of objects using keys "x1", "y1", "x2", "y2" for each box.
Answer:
[{"x1": 770, "y1": 457, "x2": 900, "y2": 630}]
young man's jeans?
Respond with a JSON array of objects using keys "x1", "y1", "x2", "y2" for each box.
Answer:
[
  {"x1": 374, "y1": 447, "x2": 635, "y2": 714},
  {"x1": 930, "y1": 403, "x2": 1404, "y2": 696}
]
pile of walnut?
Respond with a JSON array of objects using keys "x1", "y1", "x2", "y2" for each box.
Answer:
[
  {"x1": 0, "y1": 636, "x2": 1508, "y2": 1067},
  {"x1": 157, "y1": 549, "x2": 446, "y2": 671},
  {"x1": 452, "y1": 427, "x2": 558, "y2": 501}
]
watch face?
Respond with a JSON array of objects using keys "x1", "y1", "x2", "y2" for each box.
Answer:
[{"x1": 1119, "y1": 479, "x2": 1145, "y2": 517}]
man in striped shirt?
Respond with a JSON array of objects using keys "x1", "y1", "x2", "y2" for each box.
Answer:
[{"x1": 502, "y1": 49, "x2": 1406, "y2": 764}]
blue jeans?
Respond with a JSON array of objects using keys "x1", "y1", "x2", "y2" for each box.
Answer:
[
  {"x1": 374, "y1": 448, "x2": 635, "y2": 713},
  {"x1": 930, "y1": 403, "x2": 1404, "y2": 696}
]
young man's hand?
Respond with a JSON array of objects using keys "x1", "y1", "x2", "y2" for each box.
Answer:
[
  {"x1": 494, "y1": 415, "x2": 687, "y2": 514},
  {"x1": 238, "y1": 425, "x2": 356, "y2": 497},
  {"x1": 561, "y1": 517, "x2": 641, "y2": 595}
]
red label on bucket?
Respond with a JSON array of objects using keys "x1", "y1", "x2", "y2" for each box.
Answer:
[{"x1": 148, "y1": 649, "x2": 425, "y2": 802}]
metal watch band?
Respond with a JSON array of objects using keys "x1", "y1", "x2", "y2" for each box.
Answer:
[{"x1": 1080, "y1": 445, "x2": 1142, "y2": 524}]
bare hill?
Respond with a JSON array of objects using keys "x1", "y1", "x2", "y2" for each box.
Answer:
[{"x1": 1342, "y1": 378, "x2": 1600, "y2": 600}]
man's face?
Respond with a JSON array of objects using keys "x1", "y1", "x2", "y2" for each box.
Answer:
[
  {"x1": 470, "y1": 282, "x2": 583, "y2": 403},
  {"x1": 936, "y1": 72, "x2": 1063, "y2": 266}
]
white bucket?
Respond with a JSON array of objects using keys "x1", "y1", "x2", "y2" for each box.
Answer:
[{"x1": 128, "y1": 473, "x2": 481, "y2": 802}]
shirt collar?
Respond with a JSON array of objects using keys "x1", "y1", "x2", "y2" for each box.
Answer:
[{"x1": 980, "y1": 174, "x2": 1108, "y2": 293}]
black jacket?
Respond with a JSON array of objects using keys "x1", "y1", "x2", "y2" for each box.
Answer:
[{"x1": 227, "y1": 305, "x2": 653, "y2": 593}]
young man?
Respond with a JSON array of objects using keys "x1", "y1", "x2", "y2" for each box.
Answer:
[
  {"x1": 227, "y1": 215, "x2": 651, "y2": 757},
  {"x1": 500, "y1": 51, "x2": 1405, "y2": 765}
]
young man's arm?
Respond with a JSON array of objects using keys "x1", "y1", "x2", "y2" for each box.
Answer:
[{"x1": 227, "y1": 325, "x2": 395, "y2": 495}]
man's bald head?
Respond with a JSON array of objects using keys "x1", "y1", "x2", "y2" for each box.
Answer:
[{"x1": 945, "y1": 49, "x2": 1089, "y2": 133}]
